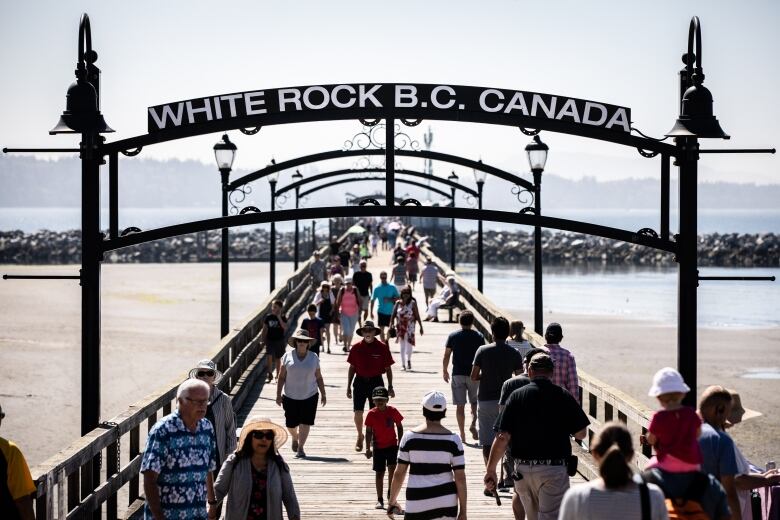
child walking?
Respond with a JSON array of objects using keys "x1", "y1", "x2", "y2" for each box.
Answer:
[
  {"x1": 644, "y1": 367, "x2": 702, "y2": 472},
  {"x1": 364, "y1": 386, "x2": 404, "y2": 510}
]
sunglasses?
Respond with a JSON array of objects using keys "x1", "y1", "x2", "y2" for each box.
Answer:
[
  {"x1": 197, "y1": 370, "x2": 215, "y2": 378},
  {"x1": 252, "y1": 430, "x2": 274, "y2": 440}
]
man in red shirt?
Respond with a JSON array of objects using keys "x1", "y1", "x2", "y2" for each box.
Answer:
[
  {"x1": 365, "y1": 387, "x2": 404, "y2": 510},
  {"x1": 347, "y1": 320, "x2": 395, "y2": 453}
]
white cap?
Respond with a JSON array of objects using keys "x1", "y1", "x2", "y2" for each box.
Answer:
[
  {"x1": 422, "y1": 390, "x2": 447, "y2": 412},
  {"x1": 648, "y1": 367, "x2": 690, "y2": 397}
]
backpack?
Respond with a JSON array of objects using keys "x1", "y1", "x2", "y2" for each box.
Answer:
[{"x1": 642, "y1": 469, "x2": 711, "y2": 520}]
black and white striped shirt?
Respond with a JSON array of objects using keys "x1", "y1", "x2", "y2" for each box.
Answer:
[{"x1": 397, "y1": 431, "x2": 465, "y2": 520}]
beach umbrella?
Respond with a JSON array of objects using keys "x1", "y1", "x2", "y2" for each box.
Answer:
[{"x1": 346, "y1": 224, "x2": 367, "y2": 234}]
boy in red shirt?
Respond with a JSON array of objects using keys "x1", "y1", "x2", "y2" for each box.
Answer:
[{"x1": 364, "y1": 386, "x2": 403, "y2": 510}]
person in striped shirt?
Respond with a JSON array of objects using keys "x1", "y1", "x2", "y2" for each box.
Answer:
[
  {"x1": 543, "y1": 323, "x2": 580, "y2": 403},
  {"x1": 387, "y1": 391, "x2": 467, "y2": 520}
]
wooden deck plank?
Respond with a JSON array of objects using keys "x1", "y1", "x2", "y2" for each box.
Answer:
[{"x1": 241, "y1": 245, "x2": 584, "y2": 518}]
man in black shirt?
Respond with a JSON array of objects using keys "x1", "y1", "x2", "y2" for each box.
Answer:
[
  {"x1": 442, "y1": 311, "x2": 484, "y2": 443},
  {"x1": 485, "y1": 353, "x2": 588, "y2": 520},
  {"x1": 352, "y1": 260, "x2": 373, "y2": 325}
]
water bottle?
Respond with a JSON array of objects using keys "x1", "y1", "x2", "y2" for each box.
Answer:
[{"x1": 767, "y1": 460, "x2": 776, "y2": 471}]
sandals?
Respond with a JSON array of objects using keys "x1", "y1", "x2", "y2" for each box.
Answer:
[
  {"x1": 355, "y1": 435, "x2": 364, "y2": 452},
  {"x1": 469, "y1": 424, "x2": 479, "y2": 440},
  {"x1": 292, "y1": 439, "x2": 299, "y2": 452}
]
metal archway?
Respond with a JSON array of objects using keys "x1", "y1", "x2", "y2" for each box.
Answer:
[{"x1": 298, "y1": 177, "x2": 453, "y2": 200}]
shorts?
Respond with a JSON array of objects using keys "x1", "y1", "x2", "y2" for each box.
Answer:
[
  {"x1": 478, "y1": 400, "x2": 500, "y2": 447},
  {"x1": 266, "y1": 339, "x2": 286, "y2": 359},
  {"x1": 282, "y1": 393, "x2": 319, "y2": 427},
  {"x1": 353, "y1": 376, "x2": 384, "y2": 412},
  {"x1": 424, "y1": 287, "x2": 436, "y2": 298},
  {"x1": 407, "y1": 272, "x2": 418, "y2": 282},
  {"x1": 373, "y1": 446, "x2": 399, "y2": 472},
  {"x1": 340, "y1": 313, "x2": 359, "y2": 336},
  {"x1": 377, "y1": 312, "x2": 392, "y2": 327},
  {"x1": 451, "y1": 375, "x2": 479, "y2": 406},
  {"x1": 360, "y1": 297, "x2": 370, "y2": 311}
]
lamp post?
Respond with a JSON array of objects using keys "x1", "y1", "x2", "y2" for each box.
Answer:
[
  {"x1": 214, "y1": 134, "x2": 237, "y2": 338},
  {"x1": 292, "y1": 169, "x2": 303, "y2": 270},
  {"x1": 665, "y1": 16, "x2": 729, "y2": 405},
  {"x1": 268, "y1": 165, "x2": 280, "y2": 292},
  {"x1": 448, "y1": 171, "x2": 458, "y2": 270},
  {"x1": 50, "y1": 14, "x2": 113, "y2": 437},
  {"x1": 473, "y1": 165, "x2": 486, "y2": 292},
  {"x1": 525, "y1": 135, "x2": 549, "y2": 335}
]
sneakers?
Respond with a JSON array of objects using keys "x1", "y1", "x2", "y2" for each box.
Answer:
[
  {"x1": 294, "y1": 450, "x2": 306, "y2": 459},
  {"x1": 375, "y1": 499, "x2": 384, "y2": 510}
]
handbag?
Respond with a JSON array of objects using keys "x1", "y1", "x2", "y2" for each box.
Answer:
[
  {"x1": 388, "y1": 327, "x2": 397, "y2": 338},
  {"x1": 566, "y1": 455, "x2": 578, "y2": 477}
]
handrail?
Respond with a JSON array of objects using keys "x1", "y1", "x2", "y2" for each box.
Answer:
[
  {"x1": 29, "y1": 232, "x2": 352, "y2": 519},
  {"x1": 417, "y1": 233, "x2": 654, "y2": 481}
]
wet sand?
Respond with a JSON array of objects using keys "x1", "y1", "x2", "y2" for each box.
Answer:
[{"x1": 1, "y1": 262, "x2": 778, "y2": 469}]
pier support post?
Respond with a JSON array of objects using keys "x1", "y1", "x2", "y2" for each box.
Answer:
[
  {"x1": 533, "y1": 170, "x2": 543, "y2": 335},
  {"x1": 477, "y1": 182, "x2": 484, "y2": 292},
  {"x1": 450, "y1": 186, "x2": 456, "y2": 270},
  {"x1": 294, "y1": 185, "x2": 300, "y2": 270},
  {"x1": 270, "y1": 180, "x2": 277, "y2": 291},
  {"x1": 220, "y1": 170, "x2": 230, "y2": 338}
]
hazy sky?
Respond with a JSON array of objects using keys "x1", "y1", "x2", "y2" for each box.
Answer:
[{"x1": 1, "y1": 0, "x2": 779, "y2": 186}]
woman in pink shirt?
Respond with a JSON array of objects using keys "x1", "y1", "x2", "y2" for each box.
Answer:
[{"x1": 336, "y1": 276, "x2": 362, "y2": 352}]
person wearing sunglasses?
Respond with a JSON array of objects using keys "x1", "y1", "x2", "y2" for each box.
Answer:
[
  {"x1": 213, "y1": 416, "x2": 300, "y2": 520},
  {"x1": 189, "y1": 359, "x2": 237, "y2": 479}
]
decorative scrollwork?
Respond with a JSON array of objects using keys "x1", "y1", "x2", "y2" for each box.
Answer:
[
  {"x1": 344, "y1": 122, "x2": 420, "y2": 151},
  {"x1": 401, "y1": 119, "x2": 422, "y2": 127},
  {"x1": 360, "y1": 198, "x2": 381, "y2": 206},
  {"x1": 120, "y1": 226, "x2": 141, "y2": 236},
  {"x1": 401, "y1": 198, "x2": 422, "y2": 206},
  {"x1": 240, "y1": 127, "x2": 262, "y2": 135},
  {"x1": 359, "y1": 118, "x2": 381, "y2": 127},
  {"x1": 636, "y1": 227, "x2": 659, "y2": 239},
  {"x1": 519, "y1": 127, "x2": 540, "y2": 136},
  {"x1": 637, "y1": 148, "x2": 660, "y2": 158},
  {"x1": 630, "y1": 126, "x2": 670, "y2": 142},
  {"x1": 120, "y1": 147, "x2": 142, "y2": 157},
  {"x1": 239, "y1": 206, "x2": 261, "y2": 215},
  {"x1": 299, "y1": 195, "x2": 310, "y2": 208},
  {"x1": 228, "y1": 185, "x2": 252, "y2": 215},
  {"x1": 393, "y1": 124, "x2": 420, "y2": 151},
  {"x1": 511, "y1": 185, "x2": 535, "y2": 207},
  {"x1": 462, "y1": 192, "x2": 477, "y2": 208},
  {"x1": 274, "y1": 191, "x2": 291, "y2": 209}
]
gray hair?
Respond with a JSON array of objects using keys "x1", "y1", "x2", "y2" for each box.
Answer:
[{"x1": 177, "y1": 379, "x2": 210, "y2": 400}]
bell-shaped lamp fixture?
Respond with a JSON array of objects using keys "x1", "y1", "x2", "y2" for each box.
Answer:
[
  {"x1": 666, "y1": 82, "x2": 729, "y2": 139},
  {"x1": 213, "y1": 134, "x2": 237, "y2": 171},
  {"x1": 525, "y1": 135, "x2": 549, "y2": 173},
  {"x1": 50, "y1": 74, "x2": 114, "y2": 134}
]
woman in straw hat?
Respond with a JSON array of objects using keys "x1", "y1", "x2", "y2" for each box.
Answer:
[
  {"x1": 189, "y1": 359, "x2": 236, "y2": 476},
  {"x1": 276, "y1": 329, "x2": 327, "y2": 459},
  {"x1": 212, "y1": 417, "x2": 300, "y2": 520}
]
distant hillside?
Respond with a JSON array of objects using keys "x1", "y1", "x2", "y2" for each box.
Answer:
[{"x1": 1, "y1": 155, "x2": 778, "y2": 210}]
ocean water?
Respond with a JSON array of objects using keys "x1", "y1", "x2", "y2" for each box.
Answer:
[
  {"x1": 0, "y1": 207, "x2": 779, "y2": 234},
  {"x1": 456, "y1": 264, "x2": 779, "y2": 329}
]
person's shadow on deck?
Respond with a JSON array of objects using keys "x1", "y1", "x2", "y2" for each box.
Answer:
[{"x1": 295, "y1": 455, "x2": 350, "y2": 463}]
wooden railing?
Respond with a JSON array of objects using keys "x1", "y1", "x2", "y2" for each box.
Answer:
[
  {"x1": 29, "y1": 235, "x2": 347, "y2": 520},
  {"x1": 419, "y1": 238, "x2": 654, "y2": 481}
]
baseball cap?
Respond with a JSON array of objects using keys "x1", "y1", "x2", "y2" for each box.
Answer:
[
  {"x1": 648, "y1": 367, "x2": 690, "y2": 397},
  {"x1": 421, "y1": 390, "x2": 447, "y2": 412},
  {"x1": 372, "y1": 387, "x2": 389, "y2": 400}
]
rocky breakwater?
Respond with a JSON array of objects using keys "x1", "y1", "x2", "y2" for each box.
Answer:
[
  {"x1": 0, "y1": 229, "x2": 317, "y2": 264},
  {"x1": 451, "y1": 230, "x2": 779, "y2": 267}
]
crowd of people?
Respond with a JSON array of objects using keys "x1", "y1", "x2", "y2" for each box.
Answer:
[{"x1": 5, "y1": 224, "x2": 778, "y2": 520}]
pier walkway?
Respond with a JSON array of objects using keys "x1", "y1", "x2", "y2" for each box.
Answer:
[{"x1": 238, "y1": 246, "x2": 585, "y2": 518}]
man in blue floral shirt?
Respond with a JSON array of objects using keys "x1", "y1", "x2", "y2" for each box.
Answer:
[{"x1": 141, "y1": 379, "x2": 217, "y2": 520}]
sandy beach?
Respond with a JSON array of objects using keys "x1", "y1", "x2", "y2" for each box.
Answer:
[{"x1": 1, "y1": 262, "x2": 778, "y2": 470}]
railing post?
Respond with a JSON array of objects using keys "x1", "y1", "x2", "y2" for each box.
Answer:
[
  {"x1": 106, "y1": 440, "x2": 119, "y2": 520},
  {"x1": 128, "y1": 426, "x2": 140, "y2": 505}
]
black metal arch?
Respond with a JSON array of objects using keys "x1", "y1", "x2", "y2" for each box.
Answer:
[
  {"x1": 229, "y1": 149, "x2": 532, "y2": 191},
  {"x1": 101, "y1": 205, "x2": 676, "y2": 254},
  {"x1": 298, "y1": 176, "x2": 452, "y2": 200},
  {"x1": 274, "y1": 167, "x2": 478, "y2": 197}
]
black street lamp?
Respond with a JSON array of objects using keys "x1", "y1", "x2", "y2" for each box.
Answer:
[
  {"x1": 448, "y1": 171, "x2": 458, "y2": 270},
  {"x1": 292, "y1": 169, "x2": 303, "y2": 270},
  {"x1": 50, "y1": 14, "x2": 113, "y2": 438},
  {"x1": 473, "y1": 164, "x2": 487, "y2": 292},
  {"x1": 268, "y1": 164, "x2": 280, "y2": 292},
  {"x1": 214, "y1": 134, "x2": 237, "y2": 338},
  {"x1": 665, "y1": 16, "x2": 729, "y2": 406},
  {"x1": 525, "y1": 135, "x2": 549, "y2": 335}
]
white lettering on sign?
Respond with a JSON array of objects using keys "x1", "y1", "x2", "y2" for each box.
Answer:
[
  {"x1": 186, "y1": 98, "x2": 212, "y2": 123},
  {"x1": 531, "y1": 95, "x2": 556, "y2": 119},
  {"x1": 582, "y1": 102, "x2": 607, "y2": 126},
  {"x1": 503, "y1": 92, "x2": 529, "y2": 115},
  {"x1": 220, "y1": 94, "x2": 243, "y2": 117},
  {"x1": 148, "y1": 103, "x2": 185, "y2": 129},
  {"x1": 213, "y1": 97, "x2": 222, "y2": 119},
  {"x1": 431, "y1": 85, "x2": 456, "y2": 109},
  {"x1": 605, "y1": 108, "x2": 630, "y2": 132},
  {"x1": 396, "y1": 85, "x2": 418, "y2": 108},
  {"x1": 278, "y1": 89, "x2": 302, "y2": 111},
  {"x1": 303, "y1": 86, "x2": 329, "y2": 110},
  {"x1": 479, "y1": 89, "x2": 504, "y2": 112},
  {"x1": 555, "y1": 98, "x2": 580, "y2": 123},
  {"x1": 331, "y1": 85, "x2": 357, "y2": 108},
  {"x1": 244, "y1": 91, "x2": 267, "y2": 115},
  {"x1": 359, "y1": 85, "x2": 382, "y2": 108}
]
